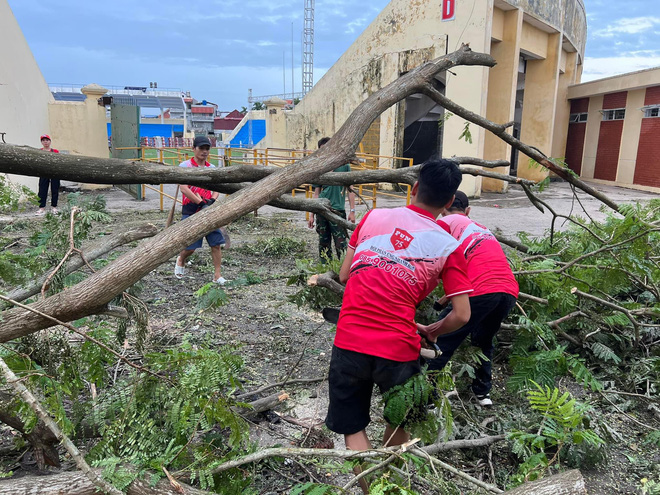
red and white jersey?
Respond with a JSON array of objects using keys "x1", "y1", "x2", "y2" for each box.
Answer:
[
  {"x1": 336, "y1": 205, "x2": 472, "y2": 362},
  {"x1": 178, "y1": 157, "x2": 215, "y2": 205},
  {"x1": 439, "y1": 214, "x2": 518, "y2": 298}
]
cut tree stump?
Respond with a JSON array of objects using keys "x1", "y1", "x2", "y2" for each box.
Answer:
[{"x1": 503, "y1": 470, "x2": 587, "y2": 494}]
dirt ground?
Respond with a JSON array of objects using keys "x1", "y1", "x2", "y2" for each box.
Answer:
[{"x1": 3, "y1": 179, "x2": 660, "y2": 493}]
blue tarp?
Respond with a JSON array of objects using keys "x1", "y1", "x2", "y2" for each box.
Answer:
[
  {"x1": 106, "y1": 123, "x2": 184, "y2": 138},
  {"x1": 230, "y1": 120, "x2": 266, "y2": 148}
]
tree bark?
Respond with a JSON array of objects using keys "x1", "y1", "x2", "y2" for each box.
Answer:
[
  {"x1": 0, "y1": 469, "x2": 211, "y2": 495},
  {"x1": 0, "y1": 145, "x2": 515, "y2": 188},
  {"x1": 502, "y1": 470, "x2": 587, "y2": 494},
  {"x1": 0, "y1": 45, "x2": 495, "y2": 342}
]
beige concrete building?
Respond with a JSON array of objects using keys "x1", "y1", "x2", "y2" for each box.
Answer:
[
  {"x1": 565, "y1": 68, "x2": 660, "y2": 192},
  {"x1": 267, "y1": 0, "x2": 587, "y2": 196},
  {"x1": 0, "y1": 0, "x2": 109, "y2": 192},
  {"x1": 0, "y1": 0, "x2": 53, "y2": 190}
]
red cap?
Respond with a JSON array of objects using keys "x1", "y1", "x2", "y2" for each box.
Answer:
[{"x1": 40, "y1": 134, "x2": 51, "y2": 141}]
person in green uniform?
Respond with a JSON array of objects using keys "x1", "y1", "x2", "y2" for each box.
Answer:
[{"x1": 307, "y1": 137, "x2": 356, "y2": 260}]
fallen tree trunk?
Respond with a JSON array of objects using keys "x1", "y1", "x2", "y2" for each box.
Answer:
[
  {"x1": 5, "y1": 223, "x2": 158, "y2": 303},
  {"x1": 0, "y1": 469, "x2": 211, "y2": 495},
  {"x1": 0, "y1": 45, "x2": 496, "y2": 342},
  {"x1": 0, "y1": 145, "x2": 514, "y2": 188},
  {"x1": 502, "y1": 470, "x2": 587, "y2": 494}
]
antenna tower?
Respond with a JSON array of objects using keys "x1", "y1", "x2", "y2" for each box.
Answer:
[{"x1": 302, "y1": 0, "x2": 315, "y2": 95}]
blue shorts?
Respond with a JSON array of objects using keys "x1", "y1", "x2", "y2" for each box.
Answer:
[{"x1": 181, "y1": 214, "x2": 225, "y2": 251}]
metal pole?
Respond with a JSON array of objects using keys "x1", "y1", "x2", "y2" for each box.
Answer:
[
  {"x1": 291, "y1": 22, "x2": 295, "y2": 99},
  {"x1": 248, "y1": 89, "x2": 253, "y2": 148}
]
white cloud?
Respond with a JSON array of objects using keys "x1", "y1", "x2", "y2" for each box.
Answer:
[
  {"x1": 345, "y1": 17, "x2": 369, "y2": 34},
  {"x1": 593, "y1": 17, "x2": 660, "y2": 37},
  {"x1": 581, "y1": 54, "x2": 660, "y2": 81}
]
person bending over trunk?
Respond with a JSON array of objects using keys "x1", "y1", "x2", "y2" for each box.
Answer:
[{"x1": 325, "y1": 159, "x2": 472, "y2": 493}]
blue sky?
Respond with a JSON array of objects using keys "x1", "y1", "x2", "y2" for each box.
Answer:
[{"x1": 8, "y1": 0, "x2": 660, "y2": 110}]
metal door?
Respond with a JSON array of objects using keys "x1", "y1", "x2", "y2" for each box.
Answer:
[{"x1": 110, "y1": 104, "x2": 142, "y2": 199}]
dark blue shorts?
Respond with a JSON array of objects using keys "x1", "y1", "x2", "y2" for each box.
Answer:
[
  {"x1": 325, "y1": 346, "x2": 421, "y2": 435},
  {"x1": 181, "y1": 214, "x2": 225, "y2": 251}
]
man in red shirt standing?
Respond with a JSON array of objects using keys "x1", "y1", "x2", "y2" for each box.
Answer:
[
  {"x1": 36, "y1": 134, "x2": 60, "y2": 216},
  {"x1": 173, "y1": 136, "x2": 228, "y2": 285},
  {"x1": 326, "y1": 159, "x2": 472, "y2": 467},
  {"x1": 429, "y1": 191, "x2": 519, "y2": 406}
]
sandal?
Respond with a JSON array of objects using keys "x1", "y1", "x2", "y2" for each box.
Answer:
[{"x1": 174, "y1": 257, "x2": 186, "y2": 279}]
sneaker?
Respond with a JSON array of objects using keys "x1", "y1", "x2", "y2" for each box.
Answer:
[
  {"x1": 51, "y1": 207, "x2": 59, "y2": 214},
  {"x1": 475, "y1": 394, "x2": 493, "y2": 407},
  {"x1": 213, "y1": 276, "x2": 228, "y2": 285},
  {"x1": 35, "y1": 208, "x2": 46, "y2": 216},
  {"x1": 174, "y1": 257, "x2": 186, "y2": 279}
]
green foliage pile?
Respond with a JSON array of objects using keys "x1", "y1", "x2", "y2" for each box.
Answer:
[
  {"x1": 238, "y1": 235, "x2": 307, "y2": 256},
  {"x1": 382, "y1": 368, "x2": 454, "y2": 444},
  {"x1": 507, "y1": 199, "x2": 660, "y2": 395},
  {"x1": 0, "y1": 192, "x2": 110, "y2": 291},
  {"x1": 509, "y1": 382, "x2": 605, "y2": 483},
  {"x1": 287, "y1": 257, "x2": 344, "y2": 310},
  {"x1": 2, "y1": 330, "x2": 252, "y2": 492}
]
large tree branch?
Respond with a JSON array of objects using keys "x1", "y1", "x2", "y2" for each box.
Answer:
[
  {"x1": 213, "y1": 182, "x2": 356, "y2": 230},
  {"x1": 0, "y1": 144, "x2": 513, "y2": 189},
  {"x1": 205, "y1": 434, "x2": 507, "y2": 475},
  {"x1": 0, "y1": 45, "x2": 495, "y2": 340},
  {"x1": 0, "y1": 391, "x2": 60, "y2": 469},
  {"x1": 420, "y1": 84, "x2": 622, "y2": 212}
]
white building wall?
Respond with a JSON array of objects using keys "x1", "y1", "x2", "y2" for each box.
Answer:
[{"x1": 0, "y1": 0, "x2": 53, "y2": 191}]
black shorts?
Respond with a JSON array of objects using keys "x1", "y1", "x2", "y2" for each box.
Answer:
[{"x1": 325, "y1": 345, "x2": 421, "y2": 435}]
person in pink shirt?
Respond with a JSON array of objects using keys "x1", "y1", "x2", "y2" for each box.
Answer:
[
  {"x1": 325, "y1": 159, "x2": 473, "y2": 475},
  {"x1": 430, "y1": 190, "x2": 519, "y2": 406}
]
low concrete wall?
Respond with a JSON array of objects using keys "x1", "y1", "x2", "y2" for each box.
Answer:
[{"x1": 49, "y1": 86, "x2": 109, "y2": 159}]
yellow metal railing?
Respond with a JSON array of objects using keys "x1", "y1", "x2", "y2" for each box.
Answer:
[{"x1": 113, "y1": 146, "x2": 413, "y2": 213}]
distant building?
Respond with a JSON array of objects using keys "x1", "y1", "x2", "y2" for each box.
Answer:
[
  {"x1": 214, "y1": 110, "x2": 245, "y2": 133},
  {"x1": 565, "y1": 68, "x2": 660, "y2": 191},
  {"x1": 264, "y1": 0, "x2": 589, "y2": 196},
  {"x1": 190, "y1": 103, "x2": 216, "y2": 135}
]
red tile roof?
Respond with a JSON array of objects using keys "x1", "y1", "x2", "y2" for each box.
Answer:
[{"x1": 213, "y1": 110, "x2": 245, "y2": 130}]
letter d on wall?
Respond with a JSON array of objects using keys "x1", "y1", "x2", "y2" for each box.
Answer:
[{"x1": 442, "y1": 0, "x2": 456, "y2": 21}]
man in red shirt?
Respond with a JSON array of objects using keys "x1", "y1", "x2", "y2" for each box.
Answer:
[
  {"x1": 429, "y1": 191, "x2": 519, "y2": 406},
  {"x1": 173, "y1": 136, "x2": 228, "y2": 285},
  {"x1": 36, "y1": 134, "x2": 60, "y2": 216},
  {"x1": 326, "y1": 159, "x2": 472, "y2": 462}
]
